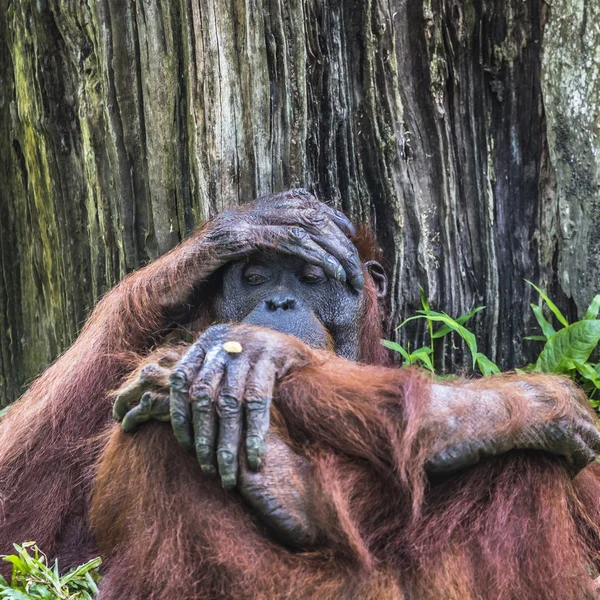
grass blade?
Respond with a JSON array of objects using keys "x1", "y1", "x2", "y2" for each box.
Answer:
[{"x1": 525, "y1": 280, "x2": 569, "y2": 327}]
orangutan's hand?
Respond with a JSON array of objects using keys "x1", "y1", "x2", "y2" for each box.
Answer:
[
  {"x1": 426, "y1": 377, "x2": 600, "y2": 476},
  {"x1": 200, "y1": 189, "x2": 364, "y2": 291},
  {"x1": 167, "y1": 324, "x2": 312, "y2": 489},
  {"x1": 113, "y1": 344, "x2": 319, "y2": 549}
]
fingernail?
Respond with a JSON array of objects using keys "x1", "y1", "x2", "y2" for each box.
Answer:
[
  {"x1": 221, "y1": 475, "x2": 237, "y2": 491},
  {"x1": 336, "y1": 265, "x2": 346, "y2": 283},
  {"x1": 247, "y1": 455, "x2": 263, "y2": 471},
  {"x1": 201, "y1": 464, "x2": 217, "y2": 478}
]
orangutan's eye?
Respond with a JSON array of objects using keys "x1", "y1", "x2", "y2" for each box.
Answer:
[
  {"x1": 244, "y1": 273, "x2": 269, "y2": 285},
  {"x1": 301, "y1": 266, "x2": 326, "y2": 284}
]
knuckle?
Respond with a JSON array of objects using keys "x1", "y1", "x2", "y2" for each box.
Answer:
[
  {"x1": 190, "y1": 381, "x2": 214, "y2": 403},
  {"x1": 139, "y1": 364, "x2": 160, "y2": 382},
  {"x1": 217, "y1": 394, "x2": 242, "y2": 415},
  {"x1": 195, "y1": 443, "x2": 213, "y2": 461},
  {"x1": 288, "y1": 226, "x2": 308, "y2": 243},
  {"x1": 191, "y1": 396, "x2": 213, "y2": 411},
  {"x1": 217, "y1": 449, "x2": 236, "y2": 467},
  {"x1": 246, "y1": 435, "x2": 263, "y2": 452},
  {"x1": 245, "y1": 395, "x2": 268, "y2": 413},
  {"x1": 201, "y1": 323, "x2": 230, "y2": 341}
]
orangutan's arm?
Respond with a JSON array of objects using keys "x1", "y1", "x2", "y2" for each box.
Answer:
[
  {"x1": 0, "y1": 192, "x2": 360, "y2": 562},
  {"x1": 277, "y1": 355, "x2": 600, "y2": 479}
]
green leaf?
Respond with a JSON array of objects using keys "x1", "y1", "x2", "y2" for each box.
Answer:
[
  {"x1": 419, "y1": 285, "x2": 431, "y2": 311},
  {"x1": 0, "y1": 589, "x2": 32, "y2": 600},
  {"x1": 535, "y1": 320, "x2": 600, "y2": 374},
  {"x1": 583, "y1": 294, "x2": 600, "y2": 320},
  {"x1": 61, "y1": 558, "x2": 102, "y2": 586},
  {"x1": 525, "y1": 280, "x2": 569, "y2": 327},
  {"x1": 475, "y1": 353, "x2": 500, "y2": 375},
  {"x1": 576, "y1": 362, "x2": 600, "y2": 389},
  {"x1": 380, "y1": 339, "x2": 410, "y2": 362},
  {"x1": 529, "y1": 304, "x2": 556, "y2": 339},
  {"x1": 400, "y1": 311, "x2": 479, "y2": 368},
  {"x1": 523, "y1": 335, "x2": 547, "y2": 341},
  {"x1": 409, "y1": 347, "x2": 435, "y2": 372},
  {"x1": 431, "y1": 306, "x2": 486, "y2": 339}
]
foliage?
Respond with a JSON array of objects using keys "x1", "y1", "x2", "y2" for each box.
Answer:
[
  {"x1": 0, "y1": 543, "x2": 100, "y2": 600},
  {"x1": 381, "y1": 286, "x2": 500, "y2": 376},
  {"x1": 521, "y1": 282, "x2": 600, "y2": 403},
  {"x1": 383, "y1": 282, "x2": 600, "y2": 403}
]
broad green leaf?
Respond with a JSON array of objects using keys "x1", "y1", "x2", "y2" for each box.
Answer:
[
  {"x1": 583, "y1": 294, "x2": 600, "y2": 320},
  {"x1": 380, "y1": 339, "x2": 410, "y2": 362},
  {"x1": 475, "y1": 353, "x2": 500, "y2": 375},
  {"x1": 576, "y1": 362, "x2": 600, "y2": 389},
  {"x1": 535, "y1": 320, "x2": 600, "y2": 374},
  {"x1": 516, "y1": 364, "x2": 539, "y2": 374},
  {"x1": 529, "y1": 304, "x2": 556, "y2": 339},
  {"x1": 430, "y1": 306, "x2": 486, "y2": 339},
  {"x1": 525, "y1": 280, "x2": 569, "y2": 327}
]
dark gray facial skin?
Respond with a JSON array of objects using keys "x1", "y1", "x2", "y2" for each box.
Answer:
[{"x1": 212, "y1": 253, "x2": 365, "y2": 360}]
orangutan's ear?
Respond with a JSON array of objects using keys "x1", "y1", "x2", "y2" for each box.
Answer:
[{"x1": 364, "y1": 260, "x2": 387, "y2": 298}]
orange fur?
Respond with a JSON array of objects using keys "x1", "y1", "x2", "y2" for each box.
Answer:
[{"x1": 0, "y1": 204, "x2": 599, "y2": 599}]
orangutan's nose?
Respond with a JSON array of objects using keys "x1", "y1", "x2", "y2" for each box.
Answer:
[{"x1": 265, "y1": 296, "x2": 297, "y2": 312}]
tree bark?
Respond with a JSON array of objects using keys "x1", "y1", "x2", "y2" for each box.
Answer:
[{"x1": 1, "y1": 0, "x2": 598, "y2": 405}]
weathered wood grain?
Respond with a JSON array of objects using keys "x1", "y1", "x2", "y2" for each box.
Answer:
[{"x1": 1, "y1": 0, "x2": 598, "y2": 404}]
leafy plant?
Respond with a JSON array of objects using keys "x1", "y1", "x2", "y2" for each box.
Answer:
[
  {"x1": 521, "y1": 281, "x2": 600, "y2": 403},
  {"x1": 381, "y1": 286, "x2": 500, "y2": 376},
  {"x1": 382, "y1": 282, "x2": 600, "y2": 404},
  {"x1": 0, "y1": 543, "x2": 101, "y2": 599}
]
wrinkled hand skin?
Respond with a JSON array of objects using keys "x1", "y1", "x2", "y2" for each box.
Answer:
[
  {"x1": 159, "y1": 190, "x2": 365, "y2": 324},
  {"x1": 113, "y1": 336, "x2": 318, "y2": 548},
  {"x1": 203, "y1": 190, "x2": 363, "y2": 290},
  {"x1": 167, "y1": 324, "x2": 312, "y2": 490},
  {"x1": 427, "y1": 378, "x2": 600, "y2": 477},
  {"x1": 238, "y1": 432, "x2": 319, "y2": 548}
]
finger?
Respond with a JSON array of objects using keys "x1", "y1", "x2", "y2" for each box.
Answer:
[
  {"x1": 244, "y1": 358, "x2": 276, "y2": 471},
  {"x1": 216, "y1": 357, "x2": 250, "y2": 490},
  {"x1": 191, "y1": 346, "x2": 227, "y2": 477},
  {"x1": 121, "y1": 395, "x2": 152, "y2": 433},
  {"x1": 112, "y1": 363, "x2": 170, "y2": 421},
  {"x1": 258, "y1": 225, "x2": 346, "y2": 283},
  {"x1": 121, "y1": 391, "x2": 169, "y2": 433},
  {"x1": 426, "y1": 440, "x2": 493, "y2": 476},
  {"x1": 574, "y1": 420, "x2": 600, "y2": 454},
  {"x1": 274, "y1": 207, "x2": 363, "y2": 290},
  {"x1": 321, "y1": 204, "x2": 357, "y2": 238},
  {"x1": 113, "y1": 384, "x2": 142, "y2": 421},
  {"x1": 307, "y1": 226, "x2": 364, "y2": 291},
  {"x1": 566, "y1": 432, "x2": 597, "y2": 476},
  {"x1": 170, "y1": 342, "x2": 207, "y2": 450}
]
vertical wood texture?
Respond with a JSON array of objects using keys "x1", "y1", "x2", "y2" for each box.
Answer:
[{"x1": 1, "y1": 0, "x2": 599, "y2": 404}]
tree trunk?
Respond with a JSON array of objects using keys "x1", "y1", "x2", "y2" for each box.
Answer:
[{"x1": 1, "y1": 0, "x2": 599, "y2": 405}]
